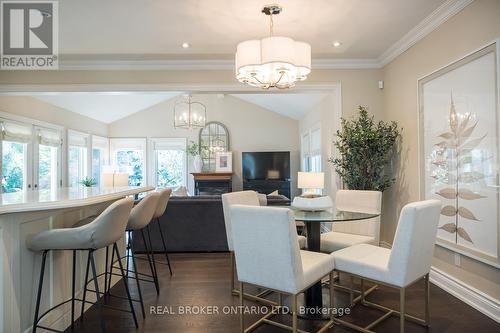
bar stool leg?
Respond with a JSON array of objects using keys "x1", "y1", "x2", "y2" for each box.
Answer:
[
  {"x1": 156, "y1": 218, "x2": 173, "y2": 275},
  {"x1": 104, "y1": 246, "x2": 109, "y2": 302},
  {"x1": 80, "y1": 251, "x2": 91, "y2": 321},
  {"x1": 113, "y1": 243, "x2": 139, "y2": 328},
  {"x1": 126, "y1": 231, "x2": 131, "y2": 279},
  {"x1": 89, "y1": 250, "x2": 107, "y2": 332},
  {"x1": 32, "y1": 250, "x2": 48, "y2": 333},
  {"x1": 71, "y1": 250, "x2": 76, "y2": 330},
  {"x1": 147, "y1": 225, "x2": 160, "y2": 287},
  {"x1": 140, "y1": 229, "x2": 160, "y2": 294},
  {"x1": 129, "y1": 239, "x2": 146, "y2": 318},
  {"x1": 106, "y1": 241, "x2": 116, "y2": 294}
]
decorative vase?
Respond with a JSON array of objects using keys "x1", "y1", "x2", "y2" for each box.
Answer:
[{"x1": 193, "y1": 155, "x2": 202, "y2": 173}]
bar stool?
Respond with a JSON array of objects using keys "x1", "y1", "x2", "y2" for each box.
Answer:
[
  {"x1": 106, "y1": 191, "x2": 160, "y2": 317},
  {"x1": 151, "y1": 188, "x2": 173, "y2": 275},
  {"x1": 28, "y1": 198, "x2": 136, "y2": 333}
]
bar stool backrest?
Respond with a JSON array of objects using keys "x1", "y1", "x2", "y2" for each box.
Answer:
[
  {"x1": 86, "y1": 197, "x2": 134, "y2": 249},
  {"x1": 222, "y1": 191, "x2": 260, "y2": 251},
  {"x1": 127, "y1": 192, "x2": 160, "y2": 230},
  {"x1": 230, "y1": 205, "x2": 304, "y2": 294},
  {"x1": 153, "y1": 188, "x2": 172, "y2": 219},
  {"x1": 388, "y1": 200, "x2": 441, "y2": 287}
]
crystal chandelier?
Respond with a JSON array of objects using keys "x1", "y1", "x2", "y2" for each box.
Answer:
[
  {"x1": 235, "y1": 5, "x2": 311, "y2": 89},
  {"x1": 173, "y1": 95, "x2": 207, "y2": 130}
]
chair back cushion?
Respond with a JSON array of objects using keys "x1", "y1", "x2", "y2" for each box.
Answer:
[
  {"x1": 127, "y1": 192, "x2": 160, "y2": 230},
  {"x1": 221, "y1": 191, "x2": 260, "y2": 251},
  {"x1": 88, "y1": 197, "x2": 134, "y2": 248},
  {"x1": 153, "y1": 188, "x2": 172, "y2": 219},
  {"x1": 332, "y1": 190, "x2": 382, "y2": 242},
  {"x1": 230, "y1": 205, "x2": 303, "y2": 294},
  {"x1": 388, "y1": 200, "x2": 441, "y2": 286}
]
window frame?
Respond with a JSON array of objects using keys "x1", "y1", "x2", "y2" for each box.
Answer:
[
  {"x1": 110, "y1": 138, "x2": 148, "y2": 186},
  {"x1": 148, "y1": 137, "x2": 187, "y2": 188}
]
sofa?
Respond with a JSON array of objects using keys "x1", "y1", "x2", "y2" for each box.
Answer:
[{"x1": 132, "y1": 194, "x2": 290, "y2": 252}]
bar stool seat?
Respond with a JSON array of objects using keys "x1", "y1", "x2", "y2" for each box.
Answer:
[{"x1": 27, "y1": 198, "x2": 137, "y2": 333}]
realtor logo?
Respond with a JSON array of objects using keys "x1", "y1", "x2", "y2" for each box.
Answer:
[{"x1": 1, "y1": 1, "x2": 58, "y2": 70}]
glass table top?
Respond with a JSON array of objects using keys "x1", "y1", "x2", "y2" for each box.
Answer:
[{"x1": 288, "y1": 206, "x2": 379, "y2": 222}]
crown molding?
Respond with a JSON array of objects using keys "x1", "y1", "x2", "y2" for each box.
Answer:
[
  {"x1": 378, "y1": 0, "x2": 474, "y2": 67},
  {"x1": 59, "y1": 58, "x2": 381, "y2": 71},
  {"x1": 58, "y1": 0, "x2": 472, "y2": 71}
]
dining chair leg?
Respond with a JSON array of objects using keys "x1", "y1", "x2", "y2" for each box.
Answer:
[
  {"x1": 360, "y1": 278, "x2": 365, "y2": 303},
  {"x1": 329, "y1": 272, "x2": 335, "y2": 320},
  {"x1": 292, "y1": 294, "x2": 298, "y2": 333},
  {"x1": 230, "y1": 251, "x2": 236, "y2": 293},
  {"x1": 239, "y1": 282, "x2": 244, "y2": 333},
  {"x1": 400, "y1": 287, "x2": 405, "y2": 333},
  {"x1": 424, "y1": 273, "x2": 430, "y2": 326},
  {"x1": 349, "y1": 275, "x2": 354, "y2": 307}
]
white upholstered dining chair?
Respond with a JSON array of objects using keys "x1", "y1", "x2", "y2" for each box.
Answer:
[
  {"x1": 332, "y1": 200, "x2": 441, "y2": 333},
  {"x1": 230, "y1": 205, "x2": 335, "y2": 333},
  {"x1": 222, "y1": 190, "x2": 306, "y2": 302},
  {"x1": 320, "y1": 190, "x2": 382, "y2": 253}
]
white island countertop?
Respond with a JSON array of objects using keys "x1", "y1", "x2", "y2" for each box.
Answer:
[{"x1": 0, "y1": 186, "x2": 154, "y2": 215}]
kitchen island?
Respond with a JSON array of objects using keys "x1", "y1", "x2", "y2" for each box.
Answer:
[{"x1": 0, "y1": 186, "x2": 153, "y2": 333}]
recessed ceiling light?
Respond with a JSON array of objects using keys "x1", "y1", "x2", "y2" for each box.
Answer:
[
  {"x1": 181, "y1": 42, "x2": 190, "y2": 48},
  {"x1": 332, "y1": 41, "x2": 342, "y2": 47}
]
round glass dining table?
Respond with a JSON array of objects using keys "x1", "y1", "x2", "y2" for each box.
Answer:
[{"x1": 288, "y1": 206, "x2": 380, "y2": 319}]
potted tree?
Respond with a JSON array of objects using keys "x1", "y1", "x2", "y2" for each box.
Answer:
[{"x1": 330, "y1": 106, "x2": 401, "y2": 191}]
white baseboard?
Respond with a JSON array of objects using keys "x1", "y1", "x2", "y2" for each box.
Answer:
[
  {"x1": 429, "y1": 266, "x2": 500, "y2": 323},
  {"x1": 379, "y1": 240, "x2": 499, "y2": 323}
]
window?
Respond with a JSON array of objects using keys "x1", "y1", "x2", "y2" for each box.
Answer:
[
  {"x1": 68, "y1": 130, "x2": 89, "y2": 187},
  {"x1": 36, "y1": 127, "x2": 62, "y2": 190},
  {"x1": 301, "y1": 125, "x2": 322, "y2": 195},
  {"x1": 150, "y1": 138, "x2": 186, "y2": 188},
  {"x1": 91, "y1": 135, "x2": 109, "y2": 186},
  {"x1": 0, "y1": 118, "x2": 62, "y2": 192},
  {"x1": 110, "y1": 138, "x2": 147, "y2": 186},
  {"x1": 301, "y1": 125, "x2": 321, "y2": 173}
]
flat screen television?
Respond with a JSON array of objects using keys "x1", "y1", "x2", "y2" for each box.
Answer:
[{"x1": 242, "y1": 151, "x2": 290, "y2": 181}]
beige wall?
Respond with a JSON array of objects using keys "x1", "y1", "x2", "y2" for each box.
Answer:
[
  {"x1": 0, "y1": 96, "x2": 108, "y2": 136},
  {"x1": 382, "y1": 0, "x2": 500, "y2": 299},
  {"x1": 108, "y1": 94, "x2": 300, "y2": 195}
]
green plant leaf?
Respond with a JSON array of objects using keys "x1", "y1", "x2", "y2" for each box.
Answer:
[{"x1": 438, "y1": 132, "x2": 455, "y2": 140}]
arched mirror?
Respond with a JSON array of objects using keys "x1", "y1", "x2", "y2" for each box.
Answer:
[{"x1": 199, "y1": 121, "x2": 230, "y2": 172}]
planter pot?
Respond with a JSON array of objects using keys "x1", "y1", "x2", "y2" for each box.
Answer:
[{"x1": 192, "y1": 155, "x2": 203, "y2": 173}]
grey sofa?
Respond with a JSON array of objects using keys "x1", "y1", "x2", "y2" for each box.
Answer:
[{"x1": 132, "y1": 194, "x2": 290, "y2": 252}]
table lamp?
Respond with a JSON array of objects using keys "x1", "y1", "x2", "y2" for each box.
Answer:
[
  {"x1": 292, "y1": 172, "x2": 333, "y2": 211},
  {"x1": 102, "y1": 172, "x2": 129, "y2": 187}
]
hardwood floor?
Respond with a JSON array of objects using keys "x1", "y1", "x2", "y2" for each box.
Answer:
[{"x1": 69, "y1": 252, "x2": 499, "y2": 333}]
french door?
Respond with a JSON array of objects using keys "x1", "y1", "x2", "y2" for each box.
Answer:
[{"x1": 0, "y1": 119, "x2": 62, "y2": 193}]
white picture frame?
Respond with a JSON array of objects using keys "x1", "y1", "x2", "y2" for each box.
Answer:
[
  {"x1": 215, "y1": 152, "x2": 232, "y2": 172},
  {"x1": 418, "y1": 41, "x2": 500, "y2": 268}
]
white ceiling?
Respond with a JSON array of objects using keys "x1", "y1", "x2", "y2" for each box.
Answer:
[
  {"x1": 35, "y1": 93, "x2": 179, "y2": 123},
  {"x1": 59, "y1": 0, "x2": 447, "y2": 60},
  {"x1": 231, "y1": 94, "x2": 327, "y2": 120}
]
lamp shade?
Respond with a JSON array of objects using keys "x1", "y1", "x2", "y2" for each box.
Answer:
[
  {"x1": 101, "y1": 172, "x2": 129, "y2": 187},
  {"x1": 297, "y1": 172, "x2": 324, "y2": 189}
]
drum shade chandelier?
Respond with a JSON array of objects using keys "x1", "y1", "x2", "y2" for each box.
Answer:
[
  {"x1": 173, "y1": 95, "x2": 207, "y2": 130},
  {"x1": 235, "y1": 5, "x2": 311, "y2": 89}
]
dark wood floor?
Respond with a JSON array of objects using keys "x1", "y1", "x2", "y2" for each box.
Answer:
[{"x1": 69, "y1": 252, "x2": 499, "y2": 333}]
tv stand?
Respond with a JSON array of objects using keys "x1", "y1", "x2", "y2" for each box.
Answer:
[{"x1": 243, "y1": 179, "x2": 291, "y2": 198}]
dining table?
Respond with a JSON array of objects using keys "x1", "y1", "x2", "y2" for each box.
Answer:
[{"x1": 289, "y1": 206, "x2": 380, "y2": 319}]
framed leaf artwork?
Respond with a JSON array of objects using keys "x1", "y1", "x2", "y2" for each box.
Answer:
[{"x1": 418, "y1": 40, "x2": 500, "y2": 267}]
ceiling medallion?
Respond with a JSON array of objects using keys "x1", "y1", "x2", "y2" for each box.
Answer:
[
  {"x1": 173, "y1": 95, "x2": 206, "y2": 130},
  {"x1": 235, "y1": 4, "x2": 311, "y2": 89}
]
